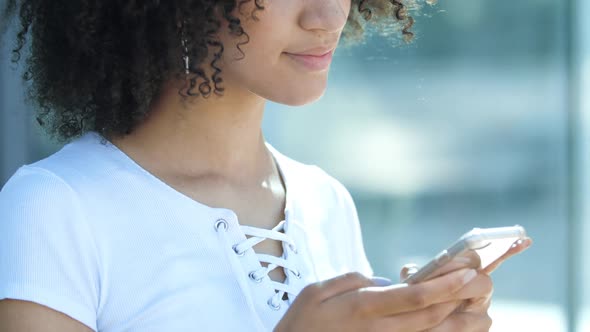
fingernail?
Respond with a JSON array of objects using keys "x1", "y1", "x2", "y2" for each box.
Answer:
[
  {"x1": 463, "y1": 269, "x2": 477, "y2": 284},
  {"x1": 371, "y1": 276, "x2": 393, "y2": 287}
]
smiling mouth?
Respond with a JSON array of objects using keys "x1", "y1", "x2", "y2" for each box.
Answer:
[{"x1": 283, "y1": 50, "x2": 334, "y2": 71}]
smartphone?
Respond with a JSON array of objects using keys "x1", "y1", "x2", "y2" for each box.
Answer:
[{"x1": 403, "y1": 225, "x2": 527, "y2": 284}]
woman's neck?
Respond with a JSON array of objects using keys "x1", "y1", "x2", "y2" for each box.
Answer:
[{"x1": 109, "y1": 79, "x2": 274, "y2": 187}]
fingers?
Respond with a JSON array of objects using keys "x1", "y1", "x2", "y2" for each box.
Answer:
[
  {"x1": 401, "y1": 251, "x2": 481, "y2": 284},
  {"x1": 460, "y1": 294, "x2": 492, "y2": 314},
  {"x1": 451, "y1": 272, "x2": 493, "y2": 314},
  {"x1": 460, "y1": 250, "x2": 482, "y2": 270},
  {"x1": 483, "y1": 237, "x2": 533, "y2": 275},
  {"x1": 426, "y1": 251, "x2": 482, "y2": 281},
  {"x1": 373, "y1": 300, "x2": 462, "y2": 331},
  {"x1": 425, "y1": 311, "x2": 493, "y2": 332},
  {"x1": 306, "y1": 272, "x2": 374, "y2": 303},
  {"x1": 342, "y1": 268, "x2": 478, "y2": 317},
  {"x1": 452, "y1": 272, "x2": 493, "y2": 304}
]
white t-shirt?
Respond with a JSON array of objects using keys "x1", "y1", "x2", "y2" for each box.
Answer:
[{"x1": 0, "y1": 131, "x2": 374, "y2": 332}]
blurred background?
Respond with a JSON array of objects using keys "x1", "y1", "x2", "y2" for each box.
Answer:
[{"x1": 1, "y1": 0, "x2": 588, "y2": 331}]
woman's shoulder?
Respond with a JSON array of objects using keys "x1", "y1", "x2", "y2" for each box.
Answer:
[
  {"x1": 2, "y1": 132, "x2": 124, "y2": 197},
  {"x1": 28, "y1": 131, "x2": 119, "y2": 179},
  {"x1": 0, "y1": 163, "x2": 86, "y2": 231},
  {"x1": 0, "y1": 160, "x2": 100, "y2": 332}
]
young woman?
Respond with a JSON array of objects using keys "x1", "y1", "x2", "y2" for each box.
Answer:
[{"x1": 0, "y1": 0, "x2": 531, "y2": 331}]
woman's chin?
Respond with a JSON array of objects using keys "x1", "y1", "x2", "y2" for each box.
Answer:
[
  {"x1": 274, "y1": 93, "x2": 325, "y2": 106},
  {"x1": 266, "y1": 83, "x2": 328, "y2": 106}
]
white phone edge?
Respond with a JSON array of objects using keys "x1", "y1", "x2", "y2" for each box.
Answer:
[{"x1": 403, "y1": 225, "x2": 527, "y2": 284}]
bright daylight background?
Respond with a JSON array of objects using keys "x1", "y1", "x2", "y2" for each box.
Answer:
[{"x1": 0, "y1": 0, "x2": 588, "y2": 331}]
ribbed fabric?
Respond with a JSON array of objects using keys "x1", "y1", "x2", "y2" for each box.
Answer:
[{"x1": 0, "y1": 131, "x2": 374, "y2": 332}]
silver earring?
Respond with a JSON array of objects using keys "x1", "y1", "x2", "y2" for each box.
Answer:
[
  {"x1": 182, "y1": 40, "x2": 190, "y2": 75},
  {"x1": 180, "y1": 22, "x2": 190, "y2": 75}
]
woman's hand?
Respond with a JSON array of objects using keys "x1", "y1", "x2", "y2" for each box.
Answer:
[
  {"x1": 274, "y1": 268, "x2": 491, "y2": 332},
  {"x1": 483, "y1": 237, "x2": 533, "y2": 275},
  {"x1": 427, "y1": 270, "x2": 494, "y2": 331},
  {"x1": 397, "y1": 236, "x2": 533, "y2": 330},
  {"x1": 399, "y1": 257, "x2": 493, "y2": 331},
  {"x1": 400, "y1": 237, "x2": 533, "y2": 282}
]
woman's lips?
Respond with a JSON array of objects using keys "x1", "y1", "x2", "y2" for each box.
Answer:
[{"x1": 284, "y1": 50, "x2": 334, "y2": 71}]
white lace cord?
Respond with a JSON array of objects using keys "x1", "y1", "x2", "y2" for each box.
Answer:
[{"x1": 235, "y1": 220, "x2": 300, "y2": 309}]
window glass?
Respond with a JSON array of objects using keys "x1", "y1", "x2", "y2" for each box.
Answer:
[
  {"x1": 265, "y1": 0, "x2": 568, "y2": 330},
  {"x1": 577, "y1": 0, "x2": 590, "y2": 330}
]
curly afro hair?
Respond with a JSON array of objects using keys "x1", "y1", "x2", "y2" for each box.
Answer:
[{"x1": 0, "y1": 0, "x2": 421, "y2": 143}]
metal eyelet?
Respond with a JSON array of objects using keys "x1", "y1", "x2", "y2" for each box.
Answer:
[
  {"x1": 214, "y1": 218, "x2": 228, "y2": 232},
  {"x1": 249, "y1": 271, "x2": 263, "y2": 283},
  {"x1": 232, "y1": 244, "x2": 245, "y2": 256},
  {"x1": 267, "y1": 297, "x2": 281, "y2": 311}
]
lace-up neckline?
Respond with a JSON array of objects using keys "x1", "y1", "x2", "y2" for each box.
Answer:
[
  {"x1": 235, "y1": 220, "x2": 300, "y2": 308},
  {"x1": 214, "y1": 213, "x2": 301, "y2": 311},
  {"x1": 212, "y1": 144, "x2": 300, "y2": 311}
]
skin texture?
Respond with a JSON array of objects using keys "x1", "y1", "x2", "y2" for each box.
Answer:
[
  {"x1": 0, "y1": 0, "x2": 533, "y2": 331},
  {"x1": 0, "y1": 300, "x2": 94, "y2": 332}
]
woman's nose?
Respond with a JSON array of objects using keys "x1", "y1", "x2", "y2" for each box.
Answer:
[{"x1": 298, "y1": 0, "x2": 349, "y2": 33}]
